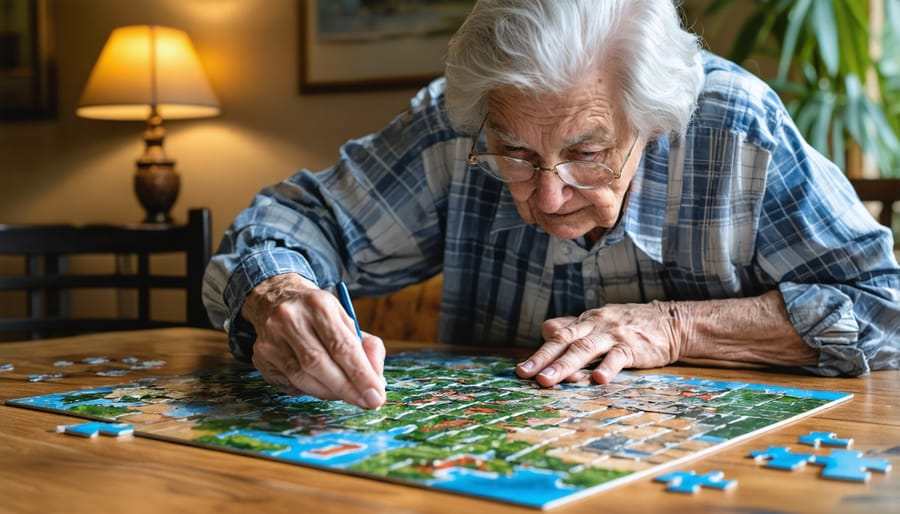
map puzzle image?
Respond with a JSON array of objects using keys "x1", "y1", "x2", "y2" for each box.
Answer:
[{"x1": 6, "y1": 351, "x2": 852, "y2": 509}]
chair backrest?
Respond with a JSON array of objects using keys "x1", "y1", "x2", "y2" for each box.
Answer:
[
  {"x1": 0, "y1": 208, "x2": 212, "y2": 341},
  {"x1": 353, "y1": 274, "x2": 443, "y2": 342},
  {"x1": 849, "y1": 178, "x2": 900, "y2": 229}
]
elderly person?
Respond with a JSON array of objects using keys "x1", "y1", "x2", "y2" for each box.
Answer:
[{"x1": 203, "y1": 0, "x2": 900, "y2": 410}]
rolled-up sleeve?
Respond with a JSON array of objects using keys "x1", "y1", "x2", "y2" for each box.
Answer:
[{"x1": 202, "y1": 79, "x2": 460, "y2": 360}]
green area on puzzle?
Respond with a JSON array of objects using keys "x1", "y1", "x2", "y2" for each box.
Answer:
[{"x1": 6, "y1": 351, "x2": 852, "y2": 509}]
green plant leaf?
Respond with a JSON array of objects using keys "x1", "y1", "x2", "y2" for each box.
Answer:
[
  {"x1": 860, "y1": 95, "x2": 900, "y2": 174},
  {"x1": 832, "y1": 0, "x2": 869, "y2": 78},
  {"x1": 843, "y1": 74, "x2": 867, "y2": 151},
  {"x1": 778, "y1": 0, "x2": 813, "y2": 80},
  {"x1": 811, "y1": 90, "x2": 837, "y2": 153},
  {"x1": 830, "y1": 115, "x2": 846, "y2": 171},
  {"x1": 810, "y1": 0, "x2": 839, "y2": 76}
]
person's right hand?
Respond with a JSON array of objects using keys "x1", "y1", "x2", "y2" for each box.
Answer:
[{"x1": 240, "y1": 273, "x2": 386, "y2": 410}]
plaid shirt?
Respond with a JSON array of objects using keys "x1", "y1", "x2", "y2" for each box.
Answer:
[{"x1": 203, "y1": 52, "x2": 899, "y2": 377}]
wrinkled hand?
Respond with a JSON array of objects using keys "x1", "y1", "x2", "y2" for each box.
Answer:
[
  {"x1": 241, "y1": 273, "x2": 386, "y2": 409},
  {"x1": 516, "y1": 301, "x2": 683, "y2": 387}
]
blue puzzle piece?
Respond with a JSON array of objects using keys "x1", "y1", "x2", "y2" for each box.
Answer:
[
  {"x1": 798, "y1": 431, "x2": 853, "y2": 449},
  {"x1": 810, "y1": 449, "x2": 892, "y2": 482},
  {"x1": 749, "y1": 446, "x2": 815, "y2": 470},
  {"x1": 57, "y1": 421, "x2": 133, "y2": 438},
  {"x1": 97, "y1": 423, "x2": 134, "y2": 437},
  {"x1": 57, "y1": 421, "x2": 104, "y2": 437},
  {"x1": 654, "y1": 470, "x2": 737, "y2": 493}
]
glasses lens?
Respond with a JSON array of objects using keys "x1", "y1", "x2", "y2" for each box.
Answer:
[
  {"x1": 474, "y1": 155, "x2": 535, "y2": 183},
  {"x1": 557, "y1": 161, "x2": 615, "y2": 188}
]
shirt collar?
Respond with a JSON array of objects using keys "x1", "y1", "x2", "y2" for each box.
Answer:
[{"x1": 486, "y1": 143, "x2": 668, "y2": 265}]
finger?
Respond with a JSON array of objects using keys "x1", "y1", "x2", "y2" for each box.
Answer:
[
  {"x1": 529, "y1": 322, "x2": 599, "y2": 385},
  {"x1": 541, "y1": 316, "x2": 577, "y2": 339},
  {"x1": 312, "y1": 316, "x2": 386, "y2": 409},
  {"x1": 535, "y1": 335, "x2": 609, "y2": 387},
  {"x1": 517, "y1": 318, "x2": 590, "y2": 379},
  {"x1": 252, "y1": 339, "x2": 339, "y2": 400},
  {"x1": 362, "y1": 333, "x2": 386, "y2": 386},
  {"x1": 591, "y1": 345, "x2": 632, "y2": 384},
  {"x1": 563, "y1": 369, "x2": 591, "y2": 383}
]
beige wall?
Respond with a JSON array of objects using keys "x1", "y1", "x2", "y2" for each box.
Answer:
[
  {"x1": 0, "y1": 0, "x2": 422, "y2": 242},
  {"x1": 0, "y1": 0, "x2": 740, "y2": 325},
  {"x1": 0, "y1": 0, "x2": 742, "y2": 236}
]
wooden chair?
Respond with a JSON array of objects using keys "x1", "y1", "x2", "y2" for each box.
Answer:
[
  {"x1": 0, "y1": 208, "x2": 212, "y2": 341},
  {"x1": 849, "y1": 178, "x2": 900, "y2": 229},
  {"x1": 354, "y1": 274, "x2": 443, "y2": 342}
]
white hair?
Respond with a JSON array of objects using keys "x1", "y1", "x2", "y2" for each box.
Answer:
[{"x1": 445, "y1": 0, "x2": 702, "y2": 138}]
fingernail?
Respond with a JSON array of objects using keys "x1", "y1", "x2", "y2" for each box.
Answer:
[
  {"x1": 363, "y1": 387, "x2": 384, "y2": 409},
  {"x1": 538, "y1": 366, "x2": 557, "y2": 379},
  {"x1": 518, "y1": 360, "x2": 534, "y2": 372}
]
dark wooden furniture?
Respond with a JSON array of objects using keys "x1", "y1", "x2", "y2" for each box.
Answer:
[
  {"x1": 849, "y1": 178, "x2": 900, "y2": 229},
  {"x1": 0, "y1": 209, "x2": 211, "y2": 340}
]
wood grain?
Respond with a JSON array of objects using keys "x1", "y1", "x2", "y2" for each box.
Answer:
[{"x1": 1, "y1": 328, "x2": 897, "y2": 514}]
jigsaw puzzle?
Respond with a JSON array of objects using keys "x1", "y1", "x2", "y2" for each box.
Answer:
[{"x1": 6, "y1": 351, "x2": 852, "y2": 509}]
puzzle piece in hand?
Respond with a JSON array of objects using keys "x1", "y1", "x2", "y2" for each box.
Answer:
[
  {"x1": 810, "y1": 449, "x2": 892, "y2": 482},
  {"x1": 749, "y1": 446, "x2": 815, "y2": 470},
  {"x1": 798, "y1": 431, "x2": 853, "y2": 449},
  {"x1": 57, "y1": 421, "x2": 134, "y2": 438},
  {"x1": 654, "y1": 470, "x2": 737, "y2": 493}
]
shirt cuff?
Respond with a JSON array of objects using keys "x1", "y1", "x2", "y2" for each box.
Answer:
[
  {"x1": 222, "y1": 248, "x2": 317, "y2": 360},
  {"x1": 779, "y1": 282, "x2": 867, "y2": 376}
]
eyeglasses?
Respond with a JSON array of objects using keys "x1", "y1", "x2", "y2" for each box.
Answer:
[{"x1": 467, "y1": 115, "x2": 639, "y2": 189}]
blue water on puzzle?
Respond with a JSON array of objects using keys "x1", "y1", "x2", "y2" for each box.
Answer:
[
  {"x1": 432, "y1": 467, "x2": 573, "y2": 505},
  {"x1": 222, "y1": 428, "x2": 572, "y2": 506}
]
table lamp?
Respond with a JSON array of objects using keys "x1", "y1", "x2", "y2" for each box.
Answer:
[{"x1": 76, "y1": 25, "x2": 220, "y2": 224}]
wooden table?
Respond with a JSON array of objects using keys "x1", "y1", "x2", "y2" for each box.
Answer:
[{"x1": 1, "y1": 328, "x2": 897, "y2": 514}]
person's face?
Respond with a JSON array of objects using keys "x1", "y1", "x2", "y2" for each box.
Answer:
[{"x1": 486, "y1": 68, "x2": 645, "y2": 242}]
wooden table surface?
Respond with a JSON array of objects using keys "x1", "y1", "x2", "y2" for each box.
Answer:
[{"x1": 0, "y1": 328, "x2": 897, "y2": 514}]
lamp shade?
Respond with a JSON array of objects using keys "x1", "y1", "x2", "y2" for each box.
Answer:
[{"x1": 76, "y1": 25, "x2": 219, "y2": 120}]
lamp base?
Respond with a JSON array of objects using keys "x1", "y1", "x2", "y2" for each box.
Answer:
[
  {"x1": 135, "y1": 110, "x2": 179, "y2": 224},
  {"x1": 135, "y1": 162, "x2": 179, "y2": 224}
]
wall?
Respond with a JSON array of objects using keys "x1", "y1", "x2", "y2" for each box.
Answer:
[
  {"x1": 0, "y1": 0, "x2": 420, "y2": 236},
  {"x1": 0, "y1": 0, "x2": 432, "y2": 325}
]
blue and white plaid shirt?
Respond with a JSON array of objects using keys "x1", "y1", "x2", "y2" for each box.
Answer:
[{"x1": 203, "y1": 52, "x2": 899, "y2": 377}]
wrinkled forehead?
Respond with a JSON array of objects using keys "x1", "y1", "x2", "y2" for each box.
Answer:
[{"x1": 484, "y1": 66, "x2": 624, "y2": 143}]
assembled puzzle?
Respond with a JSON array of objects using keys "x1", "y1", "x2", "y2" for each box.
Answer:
[{"x1": 6, "y1": 351, "x2": 853, "y2": 509}]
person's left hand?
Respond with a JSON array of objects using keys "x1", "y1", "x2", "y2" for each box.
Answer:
[{"x1": 515, "y1": 301, "x2": 683, "y2": 386}]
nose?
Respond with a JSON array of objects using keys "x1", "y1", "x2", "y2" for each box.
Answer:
[{"x1": 532, "y1": 167, "x2": 570, "y2": 213}]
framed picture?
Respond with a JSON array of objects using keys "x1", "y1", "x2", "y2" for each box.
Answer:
[
  {"x1": 0, "y1": 0, "x2": 56, "y2": 120},
  {"x1": 299, "y1": 0, "x2": 473, "y2": 94}
]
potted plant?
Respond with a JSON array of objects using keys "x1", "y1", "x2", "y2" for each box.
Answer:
[{"x1": 705, "y1": 0, "x2": 900, "y2": 179}]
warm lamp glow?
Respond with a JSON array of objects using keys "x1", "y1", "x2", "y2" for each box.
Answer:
[
  {"x1": 76, "y1": 25, "x2": 220, "y2": 224},
  {"x1": 77, "y1": 25, "x2": 219, "y2": 119}
]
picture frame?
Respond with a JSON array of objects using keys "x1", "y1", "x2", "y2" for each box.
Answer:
[
  {"x1": 298, "y1": 0, "x2": 472, "y2": 94},
  {"x1": 0, "y1": 0, "x2": 56, "y2": 120}
]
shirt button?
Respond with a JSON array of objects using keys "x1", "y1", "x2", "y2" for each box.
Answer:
[
  {"x1": 223, "y1": 318, "x2": 231, "y2": 332},
  {"x1": 561, "y1": 246, "x2": 571, "y2": 255},
  {"x1": 585, "y1": 290, "x2": 597, "y2": 302}
]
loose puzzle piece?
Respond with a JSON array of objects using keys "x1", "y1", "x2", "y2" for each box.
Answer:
[
  {"x1": 810, "y1": 449, "x2": 892, "y2": 482},
  {"x1": 749, "y1": 446, "x2": 815, "y2": 470},
  {"x1": 27, "y1": 372, "x2": 65, "y2": 382},
  {"x1": 654, "y1": 470, "x2": 736, "y2": 493},
  {"x1": 57, "y1": 421, "x2": 134, "y2": 438},
  {"x1": 798, "y1": 431, "x2": 853, "y2": 449}
]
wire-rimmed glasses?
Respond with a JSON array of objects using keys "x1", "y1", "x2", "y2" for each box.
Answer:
[{"x1": 467, "y1": 116, "x2": 639, "y2": 189}]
